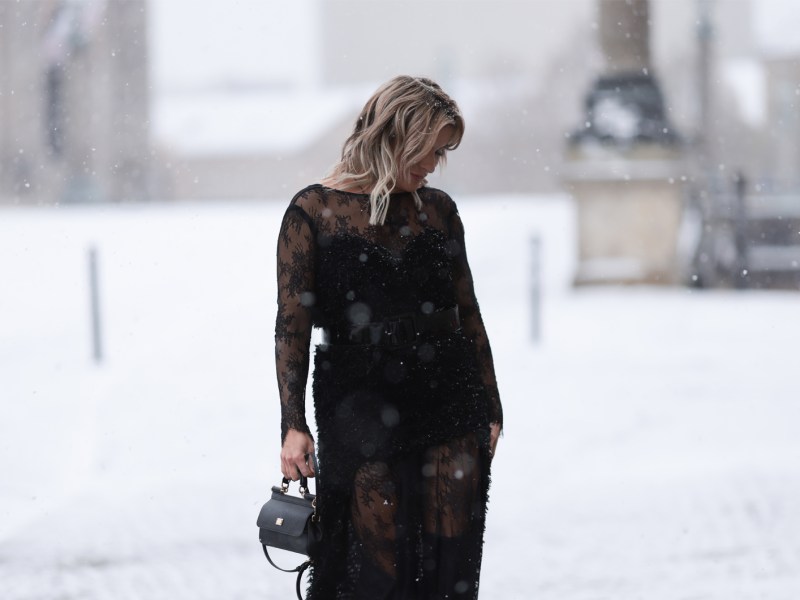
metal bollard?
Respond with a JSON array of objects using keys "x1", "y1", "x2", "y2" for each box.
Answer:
[{"x1": 88, "y1": 245, "x2": 103, "y2": 363}]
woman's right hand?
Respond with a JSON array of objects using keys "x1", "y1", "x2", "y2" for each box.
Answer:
[{"x1": 280, "y1": 429, "x2": 316, "y2": 481}]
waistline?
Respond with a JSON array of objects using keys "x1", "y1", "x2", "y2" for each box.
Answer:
[{"x1": 321, "y1": 305, "x2": 460, "y2": 347}]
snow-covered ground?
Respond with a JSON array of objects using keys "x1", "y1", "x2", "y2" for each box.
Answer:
[{"x1": 1, "y1": 195, "x2": 799, "y2": 599}]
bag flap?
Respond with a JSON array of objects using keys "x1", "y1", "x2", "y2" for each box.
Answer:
[{"x1": 257, "y1": 492, "x2": 315, "y2": 537}]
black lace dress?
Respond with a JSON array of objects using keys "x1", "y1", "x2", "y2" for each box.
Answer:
[{"x1": 275, "y1": 184, "x2": 503, "y2": 599}]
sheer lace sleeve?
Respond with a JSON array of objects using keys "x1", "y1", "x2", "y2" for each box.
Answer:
[
  {"x1": 275, "y1": 202, "x2": 316, "y2": 442},
  {"x1": 447, "y1": 202, "x2": 504, "y2": 429}
]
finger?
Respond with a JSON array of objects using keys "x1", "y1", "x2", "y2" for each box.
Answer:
[
  {"x1": 296, "y1": 460, "x2": 313, "y2": 478},
  {"x1": 304, "y1": 452, "x2": 317, "y2": 477},
  {"x1": 281, "y1": 458, "x2": 294, "y2": 481},
  {"x1": 284, "y1": 451, "x2": 307, "y2": 479},
  {"x1": 282, "y1": 455, "x2": 302, "y2": 481},
  {"x1": 298, "y1": 454, "x2": 317, "y2": 477}
]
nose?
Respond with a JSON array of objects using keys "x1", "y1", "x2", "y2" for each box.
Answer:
[{"x1": 419, "y1": 150, "x2": 437, "y2": 174}]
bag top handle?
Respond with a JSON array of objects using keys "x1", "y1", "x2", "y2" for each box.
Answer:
[{"x1": 281, "y1": 476, "x2": 309, "y2": 494}]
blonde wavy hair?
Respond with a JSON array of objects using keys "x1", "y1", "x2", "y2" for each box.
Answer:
[{"x1": 321, "y1": 76, "x2": 465, "y2": 226}]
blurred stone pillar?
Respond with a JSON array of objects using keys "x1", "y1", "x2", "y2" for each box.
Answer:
[
  {"x1": 563, "y1": 0, "x2": 686, "y2": 285},
  {"x1": 599, "y1": 0, "x2": 649, "y2": 73}
]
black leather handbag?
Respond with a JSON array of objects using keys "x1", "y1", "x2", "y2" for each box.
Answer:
[{"x1": 257, "y1": 471, "x2": 322, "y2": 600}]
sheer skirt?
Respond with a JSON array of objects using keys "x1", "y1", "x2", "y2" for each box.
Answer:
[
  {"x1": 309, "y1": 330, "x2": 493, "y2": 599},
  {"x1": 316, "y1": 432, "x2": 490, "y2": 600}
]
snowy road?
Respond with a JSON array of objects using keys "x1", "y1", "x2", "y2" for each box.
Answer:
[{"x1": 1, "y1": 197, "x2": 799, "y2": 599}]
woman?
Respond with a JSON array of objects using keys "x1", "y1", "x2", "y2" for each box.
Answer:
[{"x1": 276, "y1": 75, "x2": 502, "y2": 599}]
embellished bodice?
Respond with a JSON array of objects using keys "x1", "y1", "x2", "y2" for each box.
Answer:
[
  {"x1": 275, "y1": 184, "x2": 502, "y2": 440},
  {"x1": 313, "y1": 226, "x2": 457, "y2": 334}
]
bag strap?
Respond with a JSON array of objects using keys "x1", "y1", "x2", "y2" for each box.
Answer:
[{"x1": 262, "y1": 544, "x2": 311, "y2": 600}]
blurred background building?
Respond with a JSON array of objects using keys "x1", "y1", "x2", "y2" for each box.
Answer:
[
  {"x1": 0, "y1": 0, "x2": 150, "y2": 205},
  {"x1": 1, "y1": 0, "x2": 798, "y2": 287}
]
